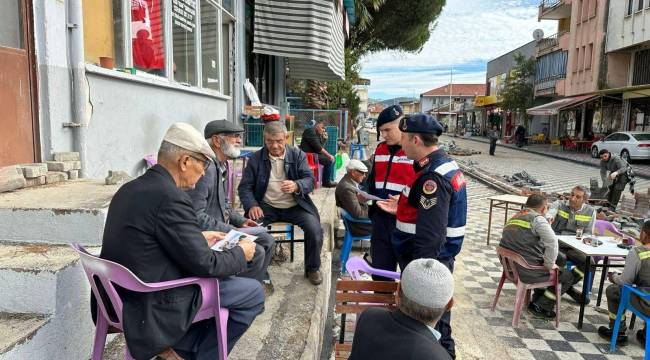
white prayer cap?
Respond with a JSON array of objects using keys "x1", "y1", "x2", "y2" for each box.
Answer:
[
  {"x1": 162, "y1": 123, "x2": 216, "y2": 160},
  {"x1": 346, "y1": 159, "x2": 368, "y2": 173},
  {"x1": 401, "y1": 258, "x2": 454, "y2": 309}
]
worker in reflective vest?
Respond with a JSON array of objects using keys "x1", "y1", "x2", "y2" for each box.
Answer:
[
  {"x1": 362, "y1": 105, "x2": 416, "y2": 280},
  {"x1": 378, "y1": 114, "x2": 467, "y2": 359}
]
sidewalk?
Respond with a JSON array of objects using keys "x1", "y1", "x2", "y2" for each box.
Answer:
[{"x1": 455, "y1": 135, "x2": 650, "y2": 179}]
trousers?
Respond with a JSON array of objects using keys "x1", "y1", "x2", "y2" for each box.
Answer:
[
  {"x1": 606, "y1": 284, "x2": 650, "y2": 330},
  {"x1": 369, "y1": 209, "x2": 398, "y2": 281}
]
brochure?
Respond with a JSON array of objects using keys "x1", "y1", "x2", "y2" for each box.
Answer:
[
  {"x1": 211, "y1": 230, "x2": 258, "y2": 252},
  {"x1": 356, "y1": 188, "x2": 384, "y2": 201}
]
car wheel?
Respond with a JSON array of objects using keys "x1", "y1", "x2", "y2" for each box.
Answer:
[
  {"x1": 621, "y1": 149, "x2": 631, "y2": 163},
  {"x1": 591, "y1": 146, "x2": 599, "y2": 158}
]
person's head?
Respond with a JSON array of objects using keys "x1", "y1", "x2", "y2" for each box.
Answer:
[
  {"x1": 525, "y1": 193, "x2": 548, "y2": 216},
  {"x1": 157, "y1": 123, "x2": 215, "y2": 190},
  {"x1": 399, "y1": 114, "x2": 443, "y2": 160},
  {"x1": 204, "y1": 120, "x2": 244, "y2": 161},
  {"x1": 598, "y1": 149, "x2": 611, "y2": 162},
  {"x1": 492, "y1": 125, "x2": 497, "y2": 130},
  {"x1": 264, "y1": 121, "x2": 288, "y2": 157},
  {"x1": 641, "y1": 220, "x2": 650, "y2": 244},
  {"x1": 313, "y1": 119, "x2": 326, "y2": 135},
  {"x1": 346, "y1": 159, "x2": 368, "y2": 183},
  {"x1": 399, "y1": 259, "x2": 454, "y2": 327},
  {"x1": 377, "y1": 105, "x2": 404, "y2": 145},
  {"x1": 568, "y1": 185, "x2": 590, "y2": 211}
]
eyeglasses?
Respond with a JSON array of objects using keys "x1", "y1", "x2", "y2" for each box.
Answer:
[{"x1": 187, "y1": 154, "x2": 210, "y2": 170}]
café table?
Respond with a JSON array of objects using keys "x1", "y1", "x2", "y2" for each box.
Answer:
[
  {"x1": 486, "y1": 194, "x2": 528, "y2": 245},
  {"x1": 557, "y1": 235, "x2": 630, "y2": 329}
]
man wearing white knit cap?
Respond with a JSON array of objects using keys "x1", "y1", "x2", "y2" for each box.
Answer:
[
  {"x1": 335, "y1": 159, "x2": 372, "y2": 237},
  {"x1": 349, "y1": 259, "x2": 454, "y2": 360}
]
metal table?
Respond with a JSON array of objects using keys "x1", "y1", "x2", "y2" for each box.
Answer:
[
  {"x1": 486, "y1": 194, "x2": 528, "y2": 245},
  {"x1": 557, "y1": 235, "x2": 629, "y2": 329}
]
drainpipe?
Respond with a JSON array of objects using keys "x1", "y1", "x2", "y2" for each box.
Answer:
[{"x1": 65, "y1": 0, "x2": 90, "y2": 177}]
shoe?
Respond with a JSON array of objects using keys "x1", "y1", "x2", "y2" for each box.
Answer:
[
  {"x1": 322, "y1": 182, "x2": 338, "y2": 188},
  {"x1": 637, "y1": 329, "x2": 646, "y2": 346},
  {"x1": 598, "y1": 326, "x2": 628, "y2": 345},
  {"x1": 567, "y1": 287, "x2": 590, "y2": 305},
  {"x1": 305, "y1": 269, "x2": 323, "y2": 285},
  {"x1": 263, "y1": 280, "x2": 275, "y2": 297},
  {"x1": 156, "y1": 348, "x2": 185, "y2": 360},
  {"x1": 527, "y1": 303, "x2": 556, "y2": 319}
]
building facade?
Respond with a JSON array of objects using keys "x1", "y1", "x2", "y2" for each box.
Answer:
[{"x1": 419, "y1": 83, "x2": 485, "y2": 133}]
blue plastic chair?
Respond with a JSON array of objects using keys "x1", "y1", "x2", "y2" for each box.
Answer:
[
  {"x1": 610, "y1": 284, "x2": 650, "y2": 357},
  {"x1": 566, "y1": 260, "x2": 595, "y2": 296},
  {"x1": 349, "y1": 143, "x2": 365, "y2": 160},
  {"x1": 339, "y1": 209, "x2": 372, "y2": 274}
]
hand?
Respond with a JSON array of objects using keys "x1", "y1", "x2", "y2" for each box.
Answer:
[
  {"x1": 377, "y1": 194, "x2": 400, "y2": 215},
  {"x1": 241, "y1": 218, "x2": 258, "y2": 228},
  {"x1": 280, "y1": 180, "x2": 299, "y2": 194},
  {"x1": 238, "y1": 240, "x2": 256, "y2": 262},
  {"x1": 249, "y1": 206, "x2": 264, "y2": 220},
  {"x1": 202, "y1": 231, "x2": 226, "y2": 248},
  {"x1": 328, "y1": 154, "x2": 335, "y2": 163},
  {"x1": 609, "y1": 172, "x2": 618, "y2": 180},
  {"x1": 356, "y1": 192, "x2": 366, "y2": 202},
  {"x1": 607, "y1": 272, "x2": 615, "y2": 283}
]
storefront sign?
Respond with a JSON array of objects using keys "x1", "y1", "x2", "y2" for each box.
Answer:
[{"x1": 172, "y1": 0, "x2": 196, "y2": 32}]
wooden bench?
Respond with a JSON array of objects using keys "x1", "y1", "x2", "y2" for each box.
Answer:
[{"x1": 334, "y1": 279, "x2": 399, "y2": 360}]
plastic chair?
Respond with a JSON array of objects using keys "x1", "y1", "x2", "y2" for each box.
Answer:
[
  {"x1": 492, "y1": 246, "x2": 561, "y2": 327},
  {"x1": 349, "y1": 143, "x2": 365, "y2": 160},
  {"x1": 266, "y1": 222, "x2": 304, "y2": 262},
  {"x1": 595, "y1": 220, "x2": 636, "y2": 245},
  {"x1": 610, "y1": 284, "x2": 650, "y2": 358},
  {"x1": 71, "y1": 243, "x2": 229, "y2": 360},
  {"x1": 305, "y1": 153, "x2": 322, "y2": 189},
  {"x1": 143, "y1": 154, "x2": 157, "y2": 168},
  {"x1": 339, "y1": 209, "x2": 372, "y2": 273},
  {"x1": 345, "y1": 256, "x2": 401, "y2": 280}
]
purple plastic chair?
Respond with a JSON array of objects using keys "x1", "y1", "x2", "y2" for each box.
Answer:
[
  {"x1": 143, "y1": 154, "x2": 157, "y2": 168},
  {"x1": 71, "y1": 243, "x2": 229, "y2": 360},
  {"x1": 345, "y1": 256, "x2": 401, "y2": 281},
  {"x1": 595, "y1": 219, "x2": 635, "y2": 244}
]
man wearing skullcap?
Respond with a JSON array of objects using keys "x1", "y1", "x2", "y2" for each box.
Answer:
[{"x1": 335, "y1": 159, "x2": 372, "y2": 237}]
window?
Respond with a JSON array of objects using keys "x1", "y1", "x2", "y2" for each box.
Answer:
[
  {"x1": 582, "y1": 0, "x2": 589, "y2": 21},
  {"x1": 574, "y1": 47, "x2": 581, "y2": 72},
  {"x1": 589, "y1": 0, "x2": 597, "y2": 17},
  {"x1": 633, "y1": 48, "x2": 650, "y2": 85},
  {"x1": 245, "y1": 0, "x2": 276, "y2": 104},
  {"x1": 628, "y1": 0, "x2": 634, "y2": 15},
  {"x1": 0, "y1": 0, "x2": 23, "y2": 49},
  {"x1": 585, "y1": 43, "x2": 593, "y2": 70},
  {"x1": 638, "y1": 0, "x2": 645, "y2": 11},
  {"x1": 82, "y1": 0, "x2": 235, "y2": 94}
]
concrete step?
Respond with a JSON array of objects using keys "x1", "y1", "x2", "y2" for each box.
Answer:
[
  {"x1": 0, "y1": 313, "x2": 50, "y2": 355},
  {"x1": 0, "y1": 180, "x2": 119, "y2": 245}
]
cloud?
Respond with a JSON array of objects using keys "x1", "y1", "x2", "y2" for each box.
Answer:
[{"x1": 361, "y1": 0, "x2": 557, "y2": 99}]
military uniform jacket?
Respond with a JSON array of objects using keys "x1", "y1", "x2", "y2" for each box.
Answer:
[
  {"x1": 365, "y1": 142, "x2": 416, "y2": 201},
  {"x1": 393, "y1": 149, "x2": 467, "y2": 261}
]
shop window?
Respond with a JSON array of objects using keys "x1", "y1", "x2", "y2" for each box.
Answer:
[
  {"x1": 245, "y1": 0, "x2": 276, "y2": 104},
  {"x1": 222, "y1": 11, "x2": 235, "y2": 96},
  {"x1": 82, "y1": 0, "x2": 124, "y2": 68},
  {"x1": 0, "y1": 0, "x2": 23, "y2": 49},
  {"x1": 172, "y1": 0, "x2": 197, "y2": 85},
  {"x1": 200, "y1": 2, "x2": 219, "y2": 91},
  {"x1": 132, "y1": 0, "x2": 166, "y2": 76}
]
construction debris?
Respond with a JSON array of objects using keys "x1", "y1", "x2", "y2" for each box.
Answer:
[
  {"x1": 441, "y1": 140, "x2": 481, "y2": 156},
  {"x1": 502, "y1": 171, "x2": 544, "y2": 188}
]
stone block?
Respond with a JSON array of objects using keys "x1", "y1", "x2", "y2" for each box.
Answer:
[
  {"x1": 24, "y1": 176, "x2": 46, "y2": 187},
  {"x1": 67, "y1": 170, "x2": 79, "y2": 180},
  {"x1": 20, "y1": 163, "x2": 48, "y2": 178},
  {"x1": 53, "y1": 152, "x2": 80, "y2": 161},
  {"x1": 105, "y1": 170, "x2": 132, "y2": 185},
  {"x1": 45, "y1": 171, "x2": 68, "y2": 184},
  {"x1": 66, "y1": 160, "x2": 81, "y2": 170},
  {"x1": 46, "y1": 161, "x2": 72, "y2": 172},
  {"x1": 0, "y1": 166, "x2": 26, "y2": 193}
]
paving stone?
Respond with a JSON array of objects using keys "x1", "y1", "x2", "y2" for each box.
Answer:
[
  {"x1": 67, "y1": 160, "x2": 81, "y2": 170},
  {"x1": 53, "y1": 152, "x2": 80, "y2": 161},
  {"x1": 45, "y1": 171, "x2": 68, "y2": 184},
  {"x1": 0, "y1": 166, "x2": 26, "y2": 193},
  {"x1": 105, "y1": 170, "x2": 131, "y2": 185},
  {"x1": 24, "y1": 175, "x2": 46, "y2": 187},
  {"x1": 19, "y1": 163, "x2": 47, "y2": 178},
  {"x1": 67, "y1": 170, "x2": 79, "y2": 180},
  {"x1": 46, "y1": 161, "x2": 72, "y2": 172}
]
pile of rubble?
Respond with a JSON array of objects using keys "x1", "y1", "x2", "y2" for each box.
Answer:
[
  {"x1": 441, "y1": 140, "x2": 481, "y2": 156},
  {"x1": 617, "y1": 190, "x2": 650, "y2": 218},
  {"x1": 502, "y1": 171, "x2": 544, "y2": 188},
  {"x1": 0, "y1": 152, "x2": 82, "y2": 194}
]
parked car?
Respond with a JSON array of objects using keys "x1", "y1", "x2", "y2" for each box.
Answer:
[
  {"x1": 364, "y1": 118, "x2": 376, "y2": 128},
  {"x1": 590, "y1": 131, "x2": 650, "y2": 162}
]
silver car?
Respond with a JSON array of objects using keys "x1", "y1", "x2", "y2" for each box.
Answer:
[{"x1": 590, "y1": 131, "x2": 650, "y2": 162}]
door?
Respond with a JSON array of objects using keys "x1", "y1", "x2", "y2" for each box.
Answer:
[{"x1": 0, "y1": 0, "x2": 37, "y2": 167}]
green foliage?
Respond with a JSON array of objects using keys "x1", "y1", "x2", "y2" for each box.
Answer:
[{"x1": 499, "y1": 53, "x2": 536, "y2": 121}]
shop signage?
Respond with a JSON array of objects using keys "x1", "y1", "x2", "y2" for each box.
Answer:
[{"x1": 172, "y1": 0, "x2": 196, "y2": 32}]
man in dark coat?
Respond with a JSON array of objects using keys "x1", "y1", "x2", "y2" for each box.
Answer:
[
  {"x1": 335, "y1": 159, "x2": 372, "y2": 236},
  {"x1": 599, "y1": 149, "x2": 634, "y2": 210},
  {"x1": 300, "y1": 119, "x2": 337, "y2": 187},
  {"x1": 187, "y1": 119, "x2": 275, "y2": 294},
  {"x1": 348, "y1": 259, "x2": 454, "y2": 360},
  {"x1": 238, "y1": 121, "x2": 324, "y2": 285},
  {"x1": 96, "y1": 123, "x2": 264, "y2": 360}
]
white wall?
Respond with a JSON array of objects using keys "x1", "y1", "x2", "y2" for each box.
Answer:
[{"x1": 607, "y1": 1, "x2": 650, "y2": 52}]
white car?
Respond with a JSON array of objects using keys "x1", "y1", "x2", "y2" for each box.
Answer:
[{"x1": 590, "y1": 131, "x2": 650, "y2": 162}]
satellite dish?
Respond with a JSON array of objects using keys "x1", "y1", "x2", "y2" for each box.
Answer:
[{"x1": 533, "y1": 29, "x2": 544, "y2": 41}]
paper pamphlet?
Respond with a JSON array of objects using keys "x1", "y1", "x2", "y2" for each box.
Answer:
[
  {"x1": 238, "y1": 226, "x2": 268, "y2": 236},
  {"x1": 356, "y1": 188, "x2": 384, "y2": 201},
  {"x1": 211, "y1": 230, "x2": 258, "y2": 252}
]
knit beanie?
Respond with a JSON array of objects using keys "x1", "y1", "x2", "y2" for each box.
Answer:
[{"x1": 401, "y1": 259, "x2": 454, "y2": 309}]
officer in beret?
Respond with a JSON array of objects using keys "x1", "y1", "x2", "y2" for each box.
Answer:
[
  {"x1": 361, "y1": 105, "x2": 417, "y2": 281},
  {"x1": 378, "y1": 113, "x2": 467, "y2": 359}
]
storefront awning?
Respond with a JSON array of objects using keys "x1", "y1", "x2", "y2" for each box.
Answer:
[
  {"x1": 253, "y1": 0, "x2": 346, "y2": 81},
  {"x1": 474, "y1": 95, "x2": 498, "y2": 107},
  {"x1": 526, "y1": 94, "x2": 598, "y2": 116}
]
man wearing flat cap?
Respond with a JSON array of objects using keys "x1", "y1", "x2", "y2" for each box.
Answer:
[
  {"x1": 335, "y1": 159, "x2": 372, "y2": 237},
  {"x1": 378, "y1": 113, "x2": 467, "y2": 359},
  {"x1": 96, "y1": 123, "x2": 264, "y2": 360},
  {"x1": 187, "y1": 119, "x2": 275, "y2": 295},
  {"x1": 362, "y1": 105, "x2": 417, "y2": 281}
]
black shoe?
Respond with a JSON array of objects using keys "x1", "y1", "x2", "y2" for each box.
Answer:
[
  {"x1": 637, "y1": 329, "x2": 646, "y2": 346},
  {"x1": 322, "y1": 182, "x2": 338, "y2": 188},
  {"x1": 567, "y1": 287, "x2": 591, "y2": 305},
  {"x1": 305, "y1": 270, "x2": 323, "y2": 285},
  {"x1": 527, "y1": 303, "x2": 556, "y2": 319},
  {"x1": 598, "y1": 326, "x2": 628, "y2": 345}
]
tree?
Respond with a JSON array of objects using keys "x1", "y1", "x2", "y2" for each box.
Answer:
[{"x1": 499, "y1": 53, "x2": 536, "y2": 128}]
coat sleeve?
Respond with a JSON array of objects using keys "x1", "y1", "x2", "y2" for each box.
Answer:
[
  {"x1": 227, "y1": 205, "x2": 247, "y2": 227},
  {"x1": 362, "y1": 155, "x2": 376, "y2": 194},
  {"x1": 237, "y1": 155, "x2": 259, "y2": 212},
  {"x1": 340, "y1": 185, "x2": 369, "y2": 219},
  {"x1": 407, "y1": 173, "x2": 449, "y2": 259},
  {"x1": 187, "y1": 166, "x2": 229, "y2": 232},
  {"x1": 294, "y1": 149, "x2": 315, "y2": 195},
  {"x1": 155, "y1": 195, "x2": 248, "y2": 278},
  {"x1": 303, "y1": 128, "x2": 324, "y2": 153}
]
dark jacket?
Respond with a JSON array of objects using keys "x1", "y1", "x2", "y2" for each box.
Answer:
[
  {"x1": 348, "y1": 308, "x2": 452, "y2": 360},
  {"x1": 187, "y1": 160, "x2": 246, "y2": 232},
  {"x1": 238, "y1": 145, "x2": 319, "y2": 217},
  {"x1": 335, "y1": 174, "x2": 372, "y2": 236},
  {"x1": 300, "y1": 126, "x2": 326, "y2": 154},
  {"x1": 95, "y1": 165, "x2": 248, "y2": 360}
]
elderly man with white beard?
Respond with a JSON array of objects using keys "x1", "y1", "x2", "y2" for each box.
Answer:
[{"x1": 187, "y1": 120, "x2": 275, "y2": 295}]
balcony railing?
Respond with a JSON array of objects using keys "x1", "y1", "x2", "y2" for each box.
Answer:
[
  {"x1": 536, "y1": 31, "x2": 567, "y2": 55},
  {"x1": 540, "y1": 0, "x2": 564, "y2": 10}
]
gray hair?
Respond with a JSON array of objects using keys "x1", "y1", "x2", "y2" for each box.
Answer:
[
  {"x1": 573, "y1": 185, "x2": 591, "y2": 199},
  {"x1": 398, "y1": 289, "x2": 446, "y2": 325},
  {"x1": 264, "y1": 121, "x2": 287, "y2": 136},
  {"x1": 157, "y1": 140, "x2": 195, "y2": 162}
]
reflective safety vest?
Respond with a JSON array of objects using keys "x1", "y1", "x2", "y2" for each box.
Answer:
[
  {"x1": 634, "y1": 246, "x2": 650, "y2": 290},
  {"x1": 370, "y1": 142, "x2": 416, "y2": 199},
  {"x1": 551, "y1": 202, "x2": 594, "y2": 234},
  {"x1": 500, "y1": 210, "x2": 546, "y2": 267}
]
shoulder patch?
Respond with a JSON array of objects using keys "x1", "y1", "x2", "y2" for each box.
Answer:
[
  {"x1": 422, "y1": 179, "x2": 437, "y2": 195},
  {"x1": 420, "y1": 195, "x2": 438, "y2": 209},
  {"x1": 451, "y1": 172, "x2": 466, "y2": 192}
]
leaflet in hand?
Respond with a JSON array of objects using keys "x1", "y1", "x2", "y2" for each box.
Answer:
[
  {"x1": 356, "y1": 189, "x2": 384, "y2": 201},
  {"x1": 211, "y1": 230, "x2": 258, "y2": 252},
  {"x1": 238, "y1": 226, "x2": 268, "y2": 236}
]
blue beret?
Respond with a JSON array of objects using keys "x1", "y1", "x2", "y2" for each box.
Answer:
[
  {"x1": 399, "y1": 113, "x2": 443, "y2": 136},
  {"x1": 377, "y1": 105, "x2": 403, "y2": 128}
]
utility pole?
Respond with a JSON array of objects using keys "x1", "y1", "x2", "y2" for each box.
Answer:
[{"x1": 449, "y1": 65, "x2": 453, "y2": 132}]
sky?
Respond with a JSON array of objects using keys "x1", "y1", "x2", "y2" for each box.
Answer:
[{"x1": 360, "y1": 0, "x2": 558, "y2": 100}]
